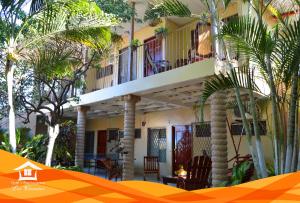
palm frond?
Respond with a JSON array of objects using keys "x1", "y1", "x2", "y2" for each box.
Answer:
[
  {"x1": 274, "y1": 17, "x2": 300, "y2": 87},
  {"x1": 220, "y1": 16, "x2": 276, "y2": 72},
  {"x1": 200, "y1": 66, "x2": 261, "y2": 106},
  {"x1": 144, "y1": 0, "x2": 191, "y2": 21},
  {"x1": 20, "y1": 0, "x2": 117, "y2": 50}
]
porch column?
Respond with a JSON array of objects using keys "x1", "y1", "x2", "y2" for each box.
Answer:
[
  {"x1": 75, "y1": 106, "x2": 90, "y2": 168},
  {"x1": 122, "y1": 95, "x2": 140, "y2": 180},
  {"x1": 210, "y1": 92, "x2": 228, "y2": 187}
]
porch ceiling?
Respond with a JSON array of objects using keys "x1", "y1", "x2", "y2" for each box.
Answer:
[{"x1": 63, "y1": 80, "x2": 264, "y2": 120}]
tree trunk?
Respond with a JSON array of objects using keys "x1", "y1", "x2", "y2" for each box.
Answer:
[
  {"x1": 209, "y1": 0, "x2": 228, "y2": 187},
  {"x1": 122, "y1": 95, "x2": 139, "y2": 180},
  {"x1": 210, "y1": 92, "x2": 228, "y2": 186},
  {"x1": 45, "y1": 124, "x2": 60, "y2": 166},
  {"x1": 235, "y1": 86, "x2": 261, "y2": 178},
  {"x1": 6, "y1": 59, "x2": 17, "y2": 153},
  {"x1": 265, "y1": 55, "x2": 281, "y2": 175},
  {"x1": 285, "y1": 74, "x2": 298, "y2": 173},
  {"x1": 249, "y1": 89, "x2": 268, "y2": 177}
]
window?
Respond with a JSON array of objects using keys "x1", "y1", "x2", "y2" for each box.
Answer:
[
  {"x1": 108, "y1": 128, "x2": 119, "y2": 141},
  {"x1": 193, "y1": 122, "x2": 211, "y2": 137},
  {"x1": 231, "y1": 121, "x2": 267, "y2": 136},
  {"x1": 118, "y1": 130, "x2": 124, "y2": 138},
  {"x1": 135, "y1": 128, "x2": 141, "y2": 139},
  {"x1": 84, "y1": 131, "x2": 94, "y2": 154},
  {"x1": 96, "y1": 65, "x2": 113, "y2": 79},
  {"x1": 147, "y1": 128, "x2": 167, "y2": 162}
]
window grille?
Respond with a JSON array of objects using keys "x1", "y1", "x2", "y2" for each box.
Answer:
[
  {"x1": 192, "y1": 122, "x2": 212, "y2": 156},
  {"x1": 147, "y1": 128, "x2": 167, "y2": 162},
  {"x1": 96, "y1": 64, "x2": 113, "y2": 79},
  {"x1": 108, "y1": 128, "x2": 119, "y2": 141},
  {"x1": 231, "y1": 121, "x2": 267, "y2": 136},
  {"x1": 193, "y1": 122, "x2": 211, "y2": 137}
]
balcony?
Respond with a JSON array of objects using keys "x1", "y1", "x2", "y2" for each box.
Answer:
[{"x1": 88, "y1": 21, "x2": 213, "y2": 92}]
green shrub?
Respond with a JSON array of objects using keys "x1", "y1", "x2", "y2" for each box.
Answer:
[{"x1": 54, "y1": 165, "x2": 83, "y2": 172}]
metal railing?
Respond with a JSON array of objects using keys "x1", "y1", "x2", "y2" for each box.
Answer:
[{"x1": 92, "y1": 22, "x2": 214, "y2": 91}]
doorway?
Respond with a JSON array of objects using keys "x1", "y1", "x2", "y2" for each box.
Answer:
[
  {"x1": 97, "y1": 130, "x2": 107, "y2": 157},
  {"x1": 172, "y1": 125, "x2": 192, "y2": 175},
  {"x1": 144, "y1": 37, "x2": 163, "y2": 77}
]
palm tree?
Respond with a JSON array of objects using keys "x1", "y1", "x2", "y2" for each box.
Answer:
[
  {"x1": 0, "y1": 0, "x2": 117, "y2": 153},
  {"x1": 144, "y1": 0, "x2": 299, "y2": 180},
  {"x1": 200, "y1": 1, "x2": 300, "y2": 176}
]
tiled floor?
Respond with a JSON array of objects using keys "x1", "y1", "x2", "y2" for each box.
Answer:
[{"x1": 83, "y1": 168, "x2": 173, "y2": 185}]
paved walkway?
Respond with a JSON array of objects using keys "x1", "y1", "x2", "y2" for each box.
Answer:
[{"x1": 83, "y1": 168, "x2": 170, "y2": 184}]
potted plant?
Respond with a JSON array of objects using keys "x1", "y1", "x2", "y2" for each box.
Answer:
[
  {"x1": 148, "y1": 18, "x2": 162, "y2": 27},
  {"x1": 154, "y1": 27, "x2": 168, "y2": 40},
  {"x1": 130, "y1": 39, "x2": 141, "y2": 50},
  {"x1": 111, "y1": 33, "x2": 123, "y2": 48}
]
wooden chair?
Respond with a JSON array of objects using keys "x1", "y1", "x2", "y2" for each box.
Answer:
[
  {"x1": 101, "y1": 159, "x2": 122, "y2": 181},
  {"x1": 144, "y1": 156, "x2": 160, "y2": 181},
  {"x1": 177, "y1": 156, "x2": 212, "y2": 191}
]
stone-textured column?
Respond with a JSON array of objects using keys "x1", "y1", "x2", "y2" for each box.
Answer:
[
  {"x1": 75, "y1": 106, "x2": 90, "y2": 168},
  {"x1": 122, "y1": 95, "x2": 140, "y2": 180},
  {"x1": 210, "y1": 92, "x2": 228, "y2": 187}
]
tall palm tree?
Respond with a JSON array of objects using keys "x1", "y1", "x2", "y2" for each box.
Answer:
[
  {"x1": 0, "y1": 0, "x2": 117, "y2": 153},
  {"x1": 200, "y1": 2, "x2": 300, "y2": 176},
  {"x1": 144, "y1": 0, "x2": 296, "y2": 180}
]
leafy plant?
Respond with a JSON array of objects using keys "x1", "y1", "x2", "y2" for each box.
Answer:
[
  {"x1": 130, "y1": 39, "x2": 141, "y2": 49},
  {"x1": 154, "y1": 27, "x2": 169, "y2": 38},
  {"x1": 221, "y1": 161, "x2": 253, "y2": 186},
  {"x1": 54, "y1": 165, "x2": 83, "y2": 172},
  {"x1": 53, "y1": 120, "x2": 76, "y2": 165}
]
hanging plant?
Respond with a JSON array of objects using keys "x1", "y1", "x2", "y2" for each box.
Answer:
[
  {"x1": 111, "y1": 33, "x2": 124, "y2": 48},
  {"x1": 130, "y1": 39, "x2": 141, "y2": 50},
  {"x1": 148, "y1": 18, "x2": 162, "y2": 27},
  {"x1": 154, "y1": 27, "x2": 168, "y2": 40}
]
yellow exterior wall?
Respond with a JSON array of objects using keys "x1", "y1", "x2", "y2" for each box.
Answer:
[{"x1": 85, "y1": 106, "x2": 273, "y2": 176}]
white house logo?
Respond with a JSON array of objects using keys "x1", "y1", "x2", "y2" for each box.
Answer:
[{"x1": 14, "y1": 161, "x2": 42, "y2": 181}]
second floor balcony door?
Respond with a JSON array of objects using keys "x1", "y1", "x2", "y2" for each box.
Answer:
[
  {"x1": 144, "y1": 37, "x2": 163, "y2": 77},
  {"x1": 118, "y1": 47, "x2": 137, "y2": 84}
]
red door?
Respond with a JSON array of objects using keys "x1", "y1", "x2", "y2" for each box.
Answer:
[
  {"x1": 144, "y1": 37, "x2": 162, "y2": 77},
  {"x1": 172, "y1": 125, "x2": 192, "y2": 175},
  {"x1": 97, "y1": 131, "x2": 107, "y2": 156}
]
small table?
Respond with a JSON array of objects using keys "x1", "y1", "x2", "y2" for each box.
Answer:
[{"x1": 162, "y1": 176, "x2": 178, "y2": 185}]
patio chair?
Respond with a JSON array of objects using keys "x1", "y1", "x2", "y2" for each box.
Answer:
[
  {"x1": 176, "y1": 155, "x2": 212, "y2": 191},
  {"x1": 144, "y1": 156, "x2": 160, "y2": 181},
  {"x1": 101, "y1": 159, "x2": 122, "y2": 181}
]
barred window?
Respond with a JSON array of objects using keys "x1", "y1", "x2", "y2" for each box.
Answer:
[
  {"x1": 107, "y1": 128, "x2": 119, "y2": 141},
  {"x1": 96, "y1": 64, "x2": 113, "y2": 79},
  {"x1": 193, "y1": 122, "x2": 211, "y2": 137},
  {"x1": 231, "y1": 121, "x2": 267, "y2": 136},
  {"x1": 147, "y1": 128, "x2": 167, "y2": 162}
]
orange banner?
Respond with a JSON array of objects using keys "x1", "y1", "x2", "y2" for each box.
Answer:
[{"x1": 0, "y1": 150, "x2": 300, "y2": 202}]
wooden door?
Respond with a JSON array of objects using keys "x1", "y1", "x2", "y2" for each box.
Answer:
[
  {"x1": 144, "y1": 37, "x2": 163, "y2": 77},
  {"x1": 172, "y1": 125, "x2": 192, "y2": 175},
  {"x1": 97, "y1": 130, "x2": 107, "y2": 157}
]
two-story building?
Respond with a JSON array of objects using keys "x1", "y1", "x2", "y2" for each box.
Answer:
[{"x1": 61, "y1": 0, "x2": 274, "y2": 182}]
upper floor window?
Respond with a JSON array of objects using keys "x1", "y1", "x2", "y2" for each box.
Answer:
[{"x1": 96, "y1": 64, "x2": 113, "y2": 79}]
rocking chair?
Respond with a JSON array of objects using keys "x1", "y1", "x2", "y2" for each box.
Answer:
[{"x1": 177, "y1": 155, "x2": 212, "y2": 191}]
